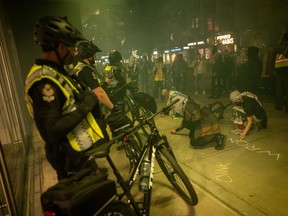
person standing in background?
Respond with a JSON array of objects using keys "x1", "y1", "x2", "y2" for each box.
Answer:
[
  {"x1": 208, "y1": 45, "x2": 224, "y2": 99},
  {"x1": 169, "y1": 53, "x2": 189, "y2": 92},
  {"x1": 192, "y1": 53, "x2": 207, "y2": 95},
  {"x1": 222, "y1": 50, "x2": 234, "y2": 95},
  {"x1": 153, "y1": 56, "x2": 166, "y2": 101},
  {"x1": 272, "y1": 32, "x2": 288, "y2": 112},
  {"x1": 139, "y1": 55, "x2": 151, "y2": 93}
]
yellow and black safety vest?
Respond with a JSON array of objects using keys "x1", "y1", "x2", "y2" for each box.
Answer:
[
  {"x1": 73, "y1": 61, "x2": 102, "y2": 83},
  {"x1": 154, "y1": 63, "x2": 164, "y2": 81},
  {"x1": 25, "y1": 64, "x2": 104, "y2": 152},
  {"x1": 104, "y1": 65, "x2": 119, "y2": 88}
]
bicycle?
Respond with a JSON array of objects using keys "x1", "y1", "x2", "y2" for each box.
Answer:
[
  {"x1": 106, "y1": 112, "x2": 143, "y2": 172},
  {"x1": 85, "y1": 99, "x2": 198, "y2": 216},
  {"x1": 109, "y1": 81, "x2": 154, "y2": 137}
]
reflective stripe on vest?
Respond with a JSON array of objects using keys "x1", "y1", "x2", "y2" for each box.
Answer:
[
  {"x1": 74, "y1": 62, "x2": 102, "y2": 84},
  {"x1": 275, "y1": 54, "x2": 288, "y2": 68},
  {"x1": 154, "y1": 64, "x2": 164, "y2": 81},
  {"x1": 25, "y1": 64, "x2": 103, "y2": 151},
  {"x1": 104, "y1": 65, "x2": 118, "y2": 87}
]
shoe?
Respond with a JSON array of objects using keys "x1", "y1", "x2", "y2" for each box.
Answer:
[
  {"x1": 194, "y1": 91, "x2": 198, "y2": 95},
  {"x1": 230, "y1": 128, "x2": 244, "y2": 135},
  {"x1": 202, "y1": 91, "x2": 206, "y2": 95},
  {"x1": 215, "y1": 134, "x2": 225, "y2": 150}
]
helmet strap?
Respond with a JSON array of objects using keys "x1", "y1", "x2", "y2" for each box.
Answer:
[{"x1": 54, "y1": 48, "x2": 65, "y2": 66}]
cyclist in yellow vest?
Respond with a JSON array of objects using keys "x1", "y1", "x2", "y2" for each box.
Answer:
[
  {"x1": 25, "y1": 16, "x2": 104, "y2": 180},
  {"x1": 272, "y1": 32, "x2": 288, "y2": 112},
  {"x1": 104, "y1": 50, "x2": 127, "y2": 101},
  {"x1": 74, "y1": 40, "x2": 121, "y2": 142}
]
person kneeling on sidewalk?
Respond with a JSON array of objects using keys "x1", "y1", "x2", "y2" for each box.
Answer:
[
  {"x1": 170, "y1": 99, "x2": 225, "y2": 150},
  {"x1": 229, "y1": 90, "x2": 267, "y2": 140}
]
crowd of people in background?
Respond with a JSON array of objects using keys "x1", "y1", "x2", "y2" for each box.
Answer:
[{"x1": 94, "y1": 43, "x2": 284, "y2": 107}]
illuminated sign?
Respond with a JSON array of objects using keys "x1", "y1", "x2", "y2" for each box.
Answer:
[
  {"x1": 216, "y1": 34, "x2": 234, "y2": 45},
  {"x1": 188, "y1": 41, "x2": 205, "y2": 46},
  {"x1": 171, "y1": 47, "x2": 182, "y2": 52}
]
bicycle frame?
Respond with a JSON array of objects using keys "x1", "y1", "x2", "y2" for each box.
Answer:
[{"x1": 85, "y1": 99, "x2": 198, "y2": 215}]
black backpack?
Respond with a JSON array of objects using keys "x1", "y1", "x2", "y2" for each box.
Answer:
[
  {"x1": 41, "y1": 169, "x2": 116, "y2": 216},
  {"x1": 133, "y1": 92, "x2": 157, "y2": 113}
]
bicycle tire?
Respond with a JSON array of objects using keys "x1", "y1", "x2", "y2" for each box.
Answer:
[
  {"x1": 122, "y1": 133, "x2": 142, "y2": 171},
  {"x1": 98, "y1": 201, "x2": 136, "y2": 216},
  {"x1": 156, "y1": 145, "x2": 198, "y2": 206},
  {"x1": 135, "y1": 104, "x2": 153, "y2": 137}
]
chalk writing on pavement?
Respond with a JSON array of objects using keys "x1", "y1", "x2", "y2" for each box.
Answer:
[{"x1": 228, "y1": 138, "x2": 280, "y2": 160}]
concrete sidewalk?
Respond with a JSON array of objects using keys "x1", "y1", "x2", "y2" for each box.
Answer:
[
  {"x1": 35, "y1": 94, "x2": 288, "y2": 216},
  {"x1": 151, "y1": 95, "x2": 288, "y2": 216}
]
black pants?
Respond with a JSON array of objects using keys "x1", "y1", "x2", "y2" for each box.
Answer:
[
  {"x1": 189, "y1": 132, "x2": 218, "y2": 147},
  {"x1": 275, "y1": 73, "x2": 288, "y2": 110},
  {"x1": 211, "y1": 74, "x2": 222, "y2": 98},
  {"x1": 45, "y1": 143, "x2": 69, "y2": 181}
]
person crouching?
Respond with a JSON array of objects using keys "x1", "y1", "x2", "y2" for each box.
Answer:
[{"x1": 170, "y1": 100, "x2": 225, "y2": 150}]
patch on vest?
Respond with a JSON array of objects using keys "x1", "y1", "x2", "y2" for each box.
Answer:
[{"x1": 42, "y1": 83, "x2": 55, "y2": 102}]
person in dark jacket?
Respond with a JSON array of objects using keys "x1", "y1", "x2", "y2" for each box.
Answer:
[
  {"x1": 237, "y1": 46, "x2": 262, "y2": 94},
  {"x1": 272, "y1": 32, "x2": 288, "y2": 112},
  {"x1": 208, "y1": 45, "x2": 224, "y2": 99},
  {"x1": 169, "y1": 54, "x2": 189, "y2": 92}
]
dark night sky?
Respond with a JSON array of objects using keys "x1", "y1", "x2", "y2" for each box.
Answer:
[{"x1": 81, "y1": 0, "x2": 191, "y2": 54}]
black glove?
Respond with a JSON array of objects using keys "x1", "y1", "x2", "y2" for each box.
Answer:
[
  {"x1": 77, "y1": 90, "x2": 98, "y2": 116},
  {"x1": 111, "y1": 104, "x2": 122, "y2": 113}
]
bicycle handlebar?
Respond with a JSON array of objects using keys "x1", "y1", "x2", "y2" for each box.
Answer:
[
  {"x1": 85, "y1": 98, "x2": 180, "y2": 158},
  {"x1": 213, "y1": 102, "x2": 232, "y2": 113},
  {"x1": 110, "y1": 80, "x2": 137, "y2": 95}
]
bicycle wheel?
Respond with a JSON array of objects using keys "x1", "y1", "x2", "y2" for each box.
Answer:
[
  {"x1": 122, "y1": 133, "x2": 142, "y2": 171},
  {"x1": 135, "y1": 104, "x2": 153, "y2": 137},
  {"x1": 98, "y1": 201, "x2": 136, "y2": 216},
  {"x1": 156, "y1": 145, "x2": 198, "y2": 206}
]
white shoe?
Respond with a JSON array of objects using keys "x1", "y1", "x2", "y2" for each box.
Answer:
[
  {"x1": 230, "y1": 128, "x2": 244, "y2": 135},
  {"x1": 194, "y1": 91, "x2": 198, "y2": 95},
  {"x1": 202, "y1": 91, "x2": 206, "y2": 95}
]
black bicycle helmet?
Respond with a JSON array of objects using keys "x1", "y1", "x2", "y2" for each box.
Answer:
[
  {"x1": 77, "y1": 40, "x2": 102, "y2": 59},
  {"x1": 34, "y1": 16, "x2": 85, "y2": 48},
  {"x1": 109, "y1": 50, "x2": 123, "y2": 64}
]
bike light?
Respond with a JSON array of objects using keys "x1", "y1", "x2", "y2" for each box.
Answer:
[
  {"x1": 124, "y1": 135, "x2": 130, "y2": 142},
  {"x1": 44, "y1": 211, "x2": 56, "y2": 216}
]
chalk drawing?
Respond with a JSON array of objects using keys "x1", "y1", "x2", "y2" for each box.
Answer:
[
  {"x1": 228, "y1": 138, "x2": 280, "y2": 160},
  {"x1": 215, "y1": 162, "x2": 232, "y2": 183}
]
